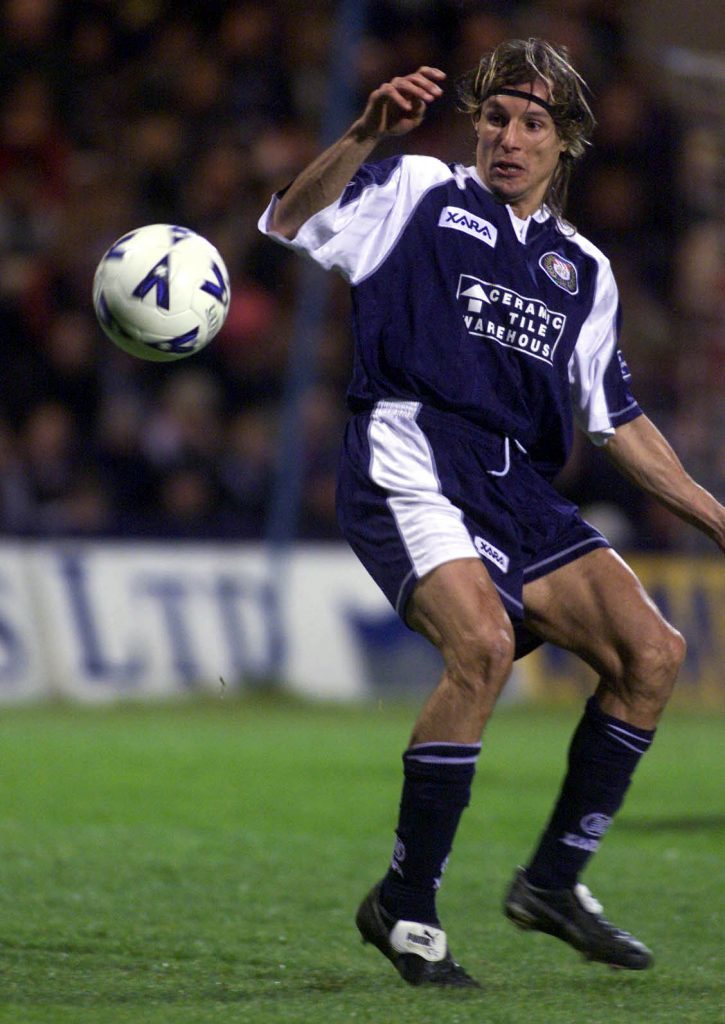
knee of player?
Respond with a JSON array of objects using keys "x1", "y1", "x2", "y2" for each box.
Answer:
[
  {"x1": 625, "y1": 621, "x2": 686, "y2": 699},
  {"x1": 448, "y1": 620, "x2": 514, "y2": 694},
  {"x1": 666, "y1": 625, "x2": 687, "y2": 672}
]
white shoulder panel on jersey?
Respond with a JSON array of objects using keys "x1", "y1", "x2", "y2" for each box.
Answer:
[
  {"x1": 258, "y1": 155, "x2": 455, "y2": 285},
  {"x1": 566, "y1": 232, "x2": 623, "y2": 445}
]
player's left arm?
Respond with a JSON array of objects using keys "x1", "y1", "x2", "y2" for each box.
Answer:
[{"x1": 603, "y1": 414, "x2": 725, "y2": 552}]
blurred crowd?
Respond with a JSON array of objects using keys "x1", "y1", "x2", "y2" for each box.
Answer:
[{"x1": 0, "y1": 0, "x2": 721, "y2": 549}]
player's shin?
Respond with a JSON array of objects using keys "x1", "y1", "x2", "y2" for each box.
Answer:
[
  {"x1": 524, "y1": 695, "x2": 655, "y2": 889},
  {"x1": 379, "y1": 741, "x2": 481, "y2": 925}
]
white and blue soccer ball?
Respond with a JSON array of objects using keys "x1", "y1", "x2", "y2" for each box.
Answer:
[{"x1": 92, "y1": 224, "x2": 231, "y2": 361}]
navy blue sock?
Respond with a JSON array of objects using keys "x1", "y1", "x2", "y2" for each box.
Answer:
[
  {"x1": 379, "y1": 741, "x2": 481, "y2": 926},
  {"x1": 526, "y1": 696, "x2": 655, "y2": 890}
]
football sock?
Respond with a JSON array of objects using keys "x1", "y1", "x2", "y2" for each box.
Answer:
[
  {"x1": 379, "y1": 741, "x2": 481, "y2": 926},
  {"x1": 525, "y1": 695, "x2": 655, "y2": 891}
]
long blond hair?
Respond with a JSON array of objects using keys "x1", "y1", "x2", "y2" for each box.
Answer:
[{"x1": 457, "y1": 38, "x2": 596, "y2": 220}]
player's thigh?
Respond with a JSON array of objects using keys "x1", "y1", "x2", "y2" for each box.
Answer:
[
  {"x1": 522, "y1": 546, "x2": 681, "y2": 683},
  {"x1": 407, "y1": 556, "x2": 514, "y2": 670}
]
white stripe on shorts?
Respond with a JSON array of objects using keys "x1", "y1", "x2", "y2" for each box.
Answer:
[{"x1": 367, "y1": 401, "x2": 479, "y2": 607}]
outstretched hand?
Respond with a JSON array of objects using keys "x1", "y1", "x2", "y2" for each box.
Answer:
[
  {"x1": 266, "y1": 66, "x2": 445, "y2": 239},
  {"x1": 354, "y1": 66, "x2": 446, "y2": 140}
]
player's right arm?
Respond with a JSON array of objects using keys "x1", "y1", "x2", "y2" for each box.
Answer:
[{"x1": 269, "y1": 67, "x2": 446, "y2": 240}]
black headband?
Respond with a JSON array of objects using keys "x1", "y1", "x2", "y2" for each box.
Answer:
[{"x1": 484, "y1": 88, "x2": 555, "y2": 115}]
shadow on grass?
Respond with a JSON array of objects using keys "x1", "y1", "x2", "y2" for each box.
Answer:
[{"x1": 617, "y1": 815, "x2": 725, "y2": 833}]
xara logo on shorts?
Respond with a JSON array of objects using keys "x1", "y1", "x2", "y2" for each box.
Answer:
[
  {"x1": 456, "y1": 273, "x2": 566, "y2": 365},
  {"x1": 474, "y1": 535, "x2": 510, "y2": 573}
]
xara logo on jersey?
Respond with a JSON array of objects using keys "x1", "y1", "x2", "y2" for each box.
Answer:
[
  {"x1": 456, "y1": 273, "x2": 566, "y2": 365},
  {"x1": 438, "y1": 206, "x2": 498, "y2": 248}
]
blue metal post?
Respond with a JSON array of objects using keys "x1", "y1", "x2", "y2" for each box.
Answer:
[
  {"x1": 265, "y1": 0, "x2": 367, "y2": 545},
  {"x1": 259, "y1": 0, "x2": 367, "y2": 684}
]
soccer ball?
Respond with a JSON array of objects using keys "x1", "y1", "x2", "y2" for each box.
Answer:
[{"x1": 92, "y1": 224, "x2": 231, "y2": 361}]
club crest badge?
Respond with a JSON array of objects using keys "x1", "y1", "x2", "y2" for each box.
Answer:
[{"x1": 539, "y1": 251, "x2": 579, "y2": 294}]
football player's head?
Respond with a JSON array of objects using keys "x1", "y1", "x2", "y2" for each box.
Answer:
[{"x1": 458, "y1": 38, "x2": 596, "y2": 219}]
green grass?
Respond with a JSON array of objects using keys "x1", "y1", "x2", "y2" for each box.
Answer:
[{"x1": 0, "y1": 695, "x2": 722, "y2": 1023}]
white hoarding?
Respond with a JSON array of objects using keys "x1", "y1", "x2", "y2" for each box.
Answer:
[{"x1": 0, "y1": 542, "x2": 445, "y2": 703}]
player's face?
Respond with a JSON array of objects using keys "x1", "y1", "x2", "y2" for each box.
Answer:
[{"x1": 475, "y1": 79, "x2": 566, "y2": 218}]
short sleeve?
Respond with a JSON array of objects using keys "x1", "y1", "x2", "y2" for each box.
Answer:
[
  {"x1": 257, "y1": 155, "x2": 454, "y2": 285},
  {"x1": 568, "y1": 253, "x2": 641, "y2": 445}
]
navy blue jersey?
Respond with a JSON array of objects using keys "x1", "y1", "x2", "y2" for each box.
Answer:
[{"x1": 259, "y1": 155, "x2": 641, "y2": 477}]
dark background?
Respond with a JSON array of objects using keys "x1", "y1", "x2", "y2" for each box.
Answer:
[{"x1": 0, "y1": 0, "x2": 720, "y2": 550}]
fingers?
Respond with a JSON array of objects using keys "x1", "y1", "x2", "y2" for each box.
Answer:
[
  {"x1": 357, "y1": 66, "x2": 446, "y2": 139},
  {"x1": 383, "y1": 66, "x2": 446, "y2": 111}
]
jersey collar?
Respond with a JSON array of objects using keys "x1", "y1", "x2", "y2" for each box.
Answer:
[{"x1": 466, "y1": 165, "x2": 551, "y2": 243}]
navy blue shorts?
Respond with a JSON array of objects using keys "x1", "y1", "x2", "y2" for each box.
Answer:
[{"x1": 336, "y1": 401, "x2": 609, "y2": 659}]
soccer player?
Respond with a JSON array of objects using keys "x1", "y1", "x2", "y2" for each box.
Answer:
[{"x1": 258, "y1": 39, "x2": 724, "y2": 987}]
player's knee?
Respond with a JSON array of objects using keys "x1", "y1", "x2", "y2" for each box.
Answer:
[
  {"x1": 666, "y1": 625, "x2": 687, "y2": 674},
  {"x1": 626, "y1": 621, "x2": 686, "y2": 707},
  {"x1": 446, "y1": 619, "x2": 514, "y2": 704}
]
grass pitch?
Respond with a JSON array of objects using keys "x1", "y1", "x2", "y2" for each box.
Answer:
[{"x1": 0, "y1": 694, "x2": 722, "y2": 1023}]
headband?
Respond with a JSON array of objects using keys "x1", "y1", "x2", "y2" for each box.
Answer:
[{"x1": 484, "y1": 87, "x2": 555, "y2": 115}]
